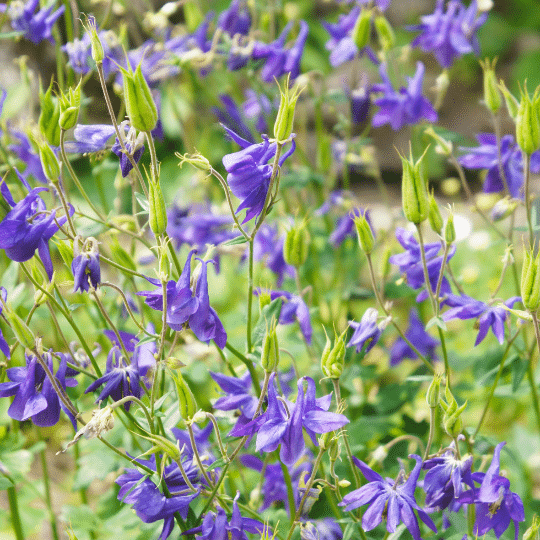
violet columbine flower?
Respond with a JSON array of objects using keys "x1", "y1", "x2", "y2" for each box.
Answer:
[
  {"x1": 172, "y1": 422, "x2": 215, "y2": 464},
  {"x1": 8, "y1": 130, "x2": 48, "y2": 184},
  {"x1": 116, "y1": 454, "x2": 200, "y2": 540},
  {"x1": 300, "y1": 519, "x2": 343, "y2": 540},
  {"x1": 111, "y1": 124, "x2": 146, "y2": 178},
  {"x1": 218, "y1": 0, "x2": 251, "y2": 37},
  {"x1": 458, "y1": 134, "x2": 540, "y2": 198},
  {"x1": 459, "y1": 442, "x2": 525, "y2": 540},
  {"x1": 211, "y1": 370, "x2": 259, "y2": 421},
  {"x1": 372, "y1": 62, "x2": 438, "y2": 130},
  {"x1": 183, "y1": 492, "x2": 264, "y2": 539},
  {"x1": 252, "y1": 224, "x2": 295, "y2": 286},
  {"x1": 347, "y1": 308, "x2": 387, "y2": 354},
  {"x1": 422, "y1": 444, "x2": 474, "y2": 510},
  {"x1": 4, "y1": 0, "x2": 64, "y2": 44},
  {"x1": 0, "y1": 351, "x2": 77, "y2": 427},
  {"x1": 222, "y1": 126, "x2": 296, "y2": 223},
  {"x1": 340, "y1": 455, "x2": 437, "y2": 540},
  {"x1": 213, "y1": 94, "x2": 256, "y2": 144},
  {"x1": 389, "y1": 228, "x2": 455, "y2": 303},
  {"x1": 350, "y1": 83, "x2": 371, "y2": 124},
  {"x1": 243, "y1": 90, "x2": 274, "y2": 135},
  {"x1": 390, "y1": 310, "x2": 438, "y2": 366},
  {"x1": 72, "y1": 237, "x2": 101, "y2": 293},
  {"x1": 0, "y1": 287, "x2": 11, "y2": 358},
  {"x1": 0, "y1": 184, "x2": 69, "y2": 280},
  {"x1": 408, "y1": 0, "x2": 488, "y2": 68},
  {"x1": 442, "y1": 294, "x2": 521, "y2": 346},
  {"x1": 323, "y1": 7, "x2": 378, "y2": 67}
]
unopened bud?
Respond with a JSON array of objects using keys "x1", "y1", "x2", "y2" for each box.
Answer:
[
  {"x1": 148, "y1": 179, "x2": 167, "y2": 237},
  {"x1": 258, "y1": 290, "x2": 272, "y2": 312},
  {"x1": 5, "y1": 308, "x2": 35, "y2": 350},
  {"x1": 516, "y1": 84, "x2": 540, "y2": 155},
  {"x1": 36, "y1": 140, "x2": 61, "y2": 183},
  {"x1": 166, "y1": 356, "x2": 186, "y2": 369},
  {"x1": 83, "y1": 16, "x2": 104, "y2": 64},
  {"x1": 352, "y1": 9, "x2": 372, "y2": 50},
  {"x1": 523, "y1": 514, "x2": 540, "y2": 540},
  {"x1": 274, "y1": 75, "x2": 302, "y2": 143},
  {"x1": 121, "y1": 63, "x2": 158, "y2": 132},
  {"x1": 337, "y1": 479, "x2": 351, "y2": 488},
  {"x1": 498, "y1": 80, "x2": 519, "y2": 121},
  {"x1": 176, "y1": 152, "x2": 212, "y2": 172},
  {"x1": 38, "y1": 78, "x2": 60, "y2": 146},
  {"x1": 444, "y1": 212, "x2": 456, "y2": 244},
  {"x1": 426, "y1": 373, "x2": 442, "y2": 408},
  {"x1": 261, "y1": 318, "x2": 279, "y2": 372},
  {"x1": 427, "y1": 192, "x2": 443, "y2": 235},
  {"x1": 283, "y1": 222, "x2": 310, "y2": 268},
  {"x1": 321, "y1": 328, "x2": 347, "y2": 379},
  {"x1": 480, "y1": 58, "x2": 502, "y2": 114},
  {"x1": 171, "y1": 370, "x2": 197, "y2": 423},
  {"x1": 424, "y1": 126, "x2": 453, "y2": 156},
  {"x1": 59, "y1": 79, "x2": 82, "y2": 131},
  {"x1": 399, "y1": 146, "x2": 429, "y2": 224},
  {"x1": 374, "y1": 15, "x2": 394, "y2": 51},
  {"x1": 433, "y1": 70, "x2": 450, "y2": 109},
  {"x1": 440, "y1": 383, "x2": 466, "y2": 438},
  {"x1": 521, "y1": 246, "x2": 540, "y2": 312},
  {"x1": 354, "y1": 212, "x2": 375, "y2": 254}
]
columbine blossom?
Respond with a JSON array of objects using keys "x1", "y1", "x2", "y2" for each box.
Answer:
[
  {"x1": 217, "y1": 0, "x2": 251, "y2": 37},
  {"x1": 389, "y1": 228, "x2": 455, "y2": 303},
  {"x1": 222, "y1": 126, "x2": 296, "y2": 223},
  {"x1": 251, "y1": 224, "x2": 294, "y2": 286},
  {"x1": 211, "y1": 370, "x2": 259, "y2": 422},
  {"x1": 300, "y1": 519, "x2": 343, "y2": 540},
  {"x1": 213, "y1": 94, "x2": 256, "y2": 144},
  {"x1": 0, "y1": 351, "x2": 77, "y2": 427},
  {"x1": 390, "y1": 310, "x2": 438, "y2": 366},
  {"x1": 243, "y1": 90, "x2": 274, "y2": 134},
  {"x1": 72, "y1": 238, "x2": 101, "y2": 293},
  {"x1": 459, "y1": 442, "x2": 525, "y2": 540},
  {"x1": 442, "y1": 294, "x2": 521, "y2": 346},
  {"x1": 8, "y1": 131, "x2": 48, "y2": 184},
  {"x1": 3, "y1": 0, "x2": 64, "y2": 44},
  {"x1": 408, "y1": 0, "x2": 488, "y2": 68},
  {"x1": 372, "y1": 62, "x2": 438, "y2": 130},
  {"x1": 340, "y1": 455, "x2": 437, "y2": 540},
  {"x1": 323, "y1": 7, "x2": 378, "y2": 67},
  {"x1": 458, "y1": 133, "x2": 540, "y2": 198},
  {"x1": 347, "y1": 308, "x2": 386, "y2": 354}
]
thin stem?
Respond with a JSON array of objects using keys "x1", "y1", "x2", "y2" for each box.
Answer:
[
  {"x1": 423, "y1": 407, "x2": 437, "y2": 460},
  {"x1": 247, "y1": 237, "x2": 254, "y2": 353},
  {"x1": 492, "y1": 111, "x2": 511, "y2": 196},
  {"x1": 225, "y1": 341, "x2": 260, "y2": 397},
  {"x1": 187, "y1": 423, "x2": 213, "y2": 486},
  {"x1": 529, "y1": 313, "x2": 540, "y2": 435},
  {"x1": 38, "y1": 431, "x2": 60, "y2": 540},
  {"x1": 53, "y1": 177, "x2": 76, "y2": 236},
  {"x1": 280, "y1": 460, "x2": 297, "y2": 519},
  {"x1": 524, "y1": 152, "x2": 535, "y2": 247},
  {"x1": 205, "y1": 413, "x2": 228, "y2": 461},
  {"x1": 6, "y1": 486, "x2": 24, "y2": 540},
  {"x1": 97, "y1": 436, "x2": 155, "y2": 475}
]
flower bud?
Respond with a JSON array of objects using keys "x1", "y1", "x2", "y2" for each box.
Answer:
[
  {"x1": 521, "y1": 246, "x2": 540, "y2": 312},
  {"x1": 283, "y1": 222, "x2": 310, "y2": 268},
  {"x1": 498, "y1": 80, "x2": 519, "y2": 121},
  {"x1": 426, "y1": 373, "x2": 442, "y2": 409},
  {"x1": 399, "y1": 146, "x2": 429, "y2": 224},
  {"x1": 338, "y1": 479, "x2": 351, "y2": 488},
  {"x1": 166, "y1": 356, "x2": 186, "y2": 370},
  {"x1": 83, "y1": 16, "x2": 104, "y2": 64},
  {"x1": 321, "y1": 328, "x2": 347, "y2": 379},
  {"x1": 261, "y1": 318, "x2": 280, "y2": 372},
  {"x1": 491, "y1": 196, "x2": 518, "y2": 221},
  {"x1": 433, "y1": 70, "x2": 450, "y2": 109},
  {"x1": 354, "y1": 212, "x2": 375, "y2": 254},
  {"x1": 58, "y1": 79, "x2": 82, "y2": 131},
  {"x1": 274, "y1": 75, "x2": 302, "y2": 144},
  {"x1": 440, "y1": 383, "x2": 466, "y2": 438},
  {"x1": 258, "y1": 290, "x2": 272, "y2": 312},
  {"x1": 424, "y1": 126, "x2": 453, "y2": 156},
  {"x1": 427, "y1": 192, "x2": 443, "y2": 235},
  {"x1": 374, "y1": 15, "x2": 394, "y2": 51},
  {"x1": 5, "y1": 308, "x2": 35, "y2": 350},
  {"x1": 121, "y1": 63, "x2": 158, "y2": 133},
  {"x1": 523, "y1": 514, "x2": 540, "y2": 540},
  {"x1": 444, "y1": 212, "x2": 456, "y2": 244},
  {"x1": 516, "y1": 85, "x2": 540, "y2": 155},
  {"x1": 480, "y1": 58, "x2": 502, "y2": 114},
  {"x1": 36, "y1": 140, "x2": 61, "y2": 183},
  {"x1": 38, "y1": 79, "x2": 60, "y2": 146},
  {"x1": 148, "y1": 179, "x2": 168, "y2": 237},
  {"x1": 137, "y1": 431, "x2": 181, "y2": 462},
  {"x1": 176, "y1": 152, "x2": 212, "y2": 172},
  {"x1": 171, "y1": 370, "x2": 198, "y2": 422},
  {"x1": 352, "y1": 9, "x2": 372, "y2": 50}
]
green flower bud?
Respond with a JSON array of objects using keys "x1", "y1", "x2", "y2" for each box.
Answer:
[
  {"x1": 480, "y1": 58, "x2": 501, "y2": 113},
  {"x1": 399, "y1": 146, "x2": 429, "y2": 224},
  {"x1": 433, "y1": 70, "x2": 450, "y2": 110},
  {"x1": 171, "y1": 370, "x2": 197, "y2": 422},
  {"x1": 521, "y1": 246, "x2": 540, "y2": 312},
  {"x1": 426, "y1": 373, "x2": 442, "y2": 409},
  {"x1": 283, "y1": 222, "x2": 310, "y2": 268},
  {"x1": 137, "y1": 431, "x2": 181, "y2": 462},
  {"x1": 427, "y1": 192, "x2": 443, "y2": 235},
  {"x1": 274, "y1": 75, "x2": 302, "y2": 143},
  {"x1": 321, "y1": 328, "x2": 347, "y2": 379},
  {"x1": 36, "y1": 140, "x2": 61, "y2": 183},
  {"x1": 440, "y1": 383, "x2": 466, "y2": 438},
  {"x1": 58, "y1": 79, "x2": 82, "y2": 131},
  {"x1": 5, "y1": 308, "x2": 35, "y2": 350},
  {"x1": 523, "y1": 514, "x2": 540, "y2": 540},
  {"x1": 444, "y1": 212, "x2": 456, "y2": 244},
  {"x1": 352, "y1": 9, "x2": 372, "y2": 50},
  {"x1": 380, "y1": 246, "x2": 392, "y2": 281},
  {"x1": 424, "y1": 126, "x2": 453, "y2": 156},
  {"x1": 38, "y1": 79, "x2": 61, "y2": 146},
  {"x1": 374, "y1": 15, "x2": 395, "y2": 51},
  {"x1": 259, "y1": 290, "x2": 272, "y2": 312},
  {"x1": 261, "y1": 318, "x2": 280, "y2": 372},
  {"x1": 498, "y1": 80, "x2": 519, "y2": 121},
  {"x1": 176, "y1": 152, "x2": 212, "y2": 172},
  {"x1": 82, "y1": 16, "x2": 104, "y2": 64},
  {"x1": 354, "y1": 212, "x2": 375, "y2": 254},
  {"x1": 148, "y1": 179, "x2": 168, "y2": 237},
  {"x1": 121, "y1": 63, "x2": 158, "y2": 133},
  {"x1": 516, "y1": 85, "x2": 540, "y2": 155}
]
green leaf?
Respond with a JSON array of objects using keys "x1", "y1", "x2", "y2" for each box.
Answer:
[
  {"x1": 222, "y1": 235, "x2": 248, "y2": 246},
  {"x1": 134, "y1": 192, "x2": 149, "y2": 211},
  {"x1": 251, "y1": 298, "x2": 283, "y2": 349},
  {"x1": 0, "y1": 477, "x2": 13, "y2": 489},
  {"x1": 425, "y1": 315, "x2": 446, "y2": 331},
  {"x1": 207, "y1": 457, "x2": 227, "y2": 471},
  {"x1": 510, "y1": 355, "x2": 527, "y2": 393}
]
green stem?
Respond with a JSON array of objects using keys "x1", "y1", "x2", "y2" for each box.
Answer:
[
  {"x1": 97, "y1": 436, "x2": 155, "y2": 475},
  {"x1": 423, "y1": 407, "x2": 436, "y2": 460},
  {"x1": 528, "y1": 313, "x2": 540, "y2": 435},
  {"x1": 225, "y1": 341, "x2": 260, "y2": 397},
  {"x1": 280, "y1": 461, "x2": 297, "y2": 519},
  {"x1": 246, "y1": 237, "x2": 254, "y2": 353},
  {"x1": 38, "y1": 431, "x2": 60, "y2": 540},
  {"x1": 6, "y1": 486, "x2": 24, "y2": 540},
  {"x1": 524, "y1": 152, "x2": 535, "y2": 247}
]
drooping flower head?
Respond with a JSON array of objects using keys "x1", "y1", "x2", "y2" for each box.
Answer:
[
  {"x1": 72, "y1": 237, "x2": 101, "y2": 293},
  {"x1": 8, "y1": 131, "x2": 48, "y2": 184},
  {"x1": 4, "y1": 0, "x2": 65, "y2": 44},
  {"x1": 408, "y1": 0, "x2": 488, "y2": 68},
  {"x1": 340, "y1": 455, "x2": 437, "y2": 540},
  {"x1": 347, "y1": 308, "x2": 387, "y2": 354},
  {"x1": 372, "y1": 62, "x2": 438, "y2": 130}
]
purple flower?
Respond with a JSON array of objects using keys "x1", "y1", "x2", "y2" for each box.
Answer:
[
  {"x1": 242, "y1": 90, "x2": 274, "y2": 134},
  {"x1": 372, "y1": 62, "x2": 438, "y2": 130},
  {"x1": 350, "y1": 82, "x2": 371, "y2": 124},
  {"x1": 422, "y1": 444, "x2": 474, "y2": 510},
  {"x1": 111, "y1": 125, "x2": 146, "y2": 178},
  {"x1": 389, "y1": 228, "x2": 455, "y2": 303},
  {"x1": 0, "y1": 184, "x2": 69, "y2": 280},
  {"x1": 458, "y1": 133, "x2": 540, "y2": 198},
  {"x1": 72, "y1": 238, "x2": 101, "y2": 293},
  {"x1": 340, "y1": 455, "x2": 437, "y2": 540},
  {"x1": 459, "y1": 442, "x2": 525, "y2": 540},
  {"x1": 8, "y1": 130, "x2": 48, "y2": 184},
  {"x1": 408, "y1": 0, "x2": 488, "y2": 68},
  {"x1": 211, "y1": 370, "x2": 258, "y2": 421},
  {"x1": 442, "y1": 294, "x2": 521, "y2": 346},
  {"x1": 252, "y1": 224, "x2": 294, "y2": 286},
  {"x1": 300, "y1": 519, "x2": 343, "y2": 540},
  {"x1": 347, "y1": 308, "x2": 386, "y2": 354},
  {"x1": 0, "y1": 287, "x2": 11, "y2": 358},
  {"x1": 213, "y1": 94, "x2": 255, "y2": 144},
  {"x1": 217, "y1": 0, "x2": 251, "y2": 37},
  {"x1": 323, "y1": 7, "x2": 379, "y2": 67},
  {"x1": 64, "y1": 124, "x2": 116, "y2": 154},
  {"x1": 390, "y1": 310, "x2": 438, "y2": 366},
  {"x1": 5, "y1": 0, "x2": 64, "y2": 44},
  {"x1": 116, "y1": 455, "x2": 200, "y2": 540},
  {"x1": 0, "y1": 351, "x2": 77, "y2": 427},
  {"x1": 222, "y1": 126, "x2": 296, "y2": 223}
]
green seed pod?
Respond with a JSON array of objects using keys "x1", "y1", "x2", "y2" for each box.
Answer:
[
  {"x1": 516, "y1": 85, "x2": 540, "y2": 155},
  {"x1": 521, "y1": 246, "x2": 540, "y2": 312},
  {"x1": 498, "y1": 80, "x2": 519, "y2": 121},
  {"x1": 283, "y1": 223, "x2": 310, "y2": 268},
  {"x1": 121, "y1": 63, "x2": 158, "y2": 133},
  {"x1": 427, "y1": 192, "x2": 443, "y2": 235},
  {"x1": 352, "y1": 9, "x2": 372, "y2": 50},
  {"x1": 480, "y1": 58, "x2": 502, "y2": 114},
  {"x1": 321, "y1": 328, "x2": 347, "y2": 379},
  {"x1": 58, "y1": 79, "x2": 82, "y2": 131},
  {"x1": 426, "y1": 373, "x2": 442, "y2": 409},
  {"x1": 274, "y1": 75, "x2": 302, "y2": 144},
  {"x1": 440, "y1": 383, "x2": 466, "y2": 438},
  {"x1": 83, "y1": 16, "x2": 104, "y2": 64},
  {"x1": 374, "y1": 15, "x2": 395, "y2": 51},
  {"x1": 522, "y1": 514, "x2": 540, "y2": 540},
  {"x1": 37, "y1": 140, "x2": 61, "y2": 183},
  {"x1": 176, "y1": 152, "x2": 212, "y2": 172},
  {"x1": 261, "y1": 318, "x2": 279, "y2": 372},
  {"x1": 399, "y1": 146, "x2": 429, "y2": 224},
  {"x1": 5, "y1": 309, "x2": 35, "y2": 350},
  {"x1": 171, "y1": 370, "x2": 198, "y2": 422},
  {"x1": 258, "y1": 290, "x2": 272, "y2": 312},
  {"x1": 38, "y1": 79, "x2": 61, "y2": 147},
  {"x1": 148, "y1": 179, "x2": 168, "y2": 237},
  {"x1": 354, "y1": 213, "x2": 375, "y2": 254},
  {"x1": 137, "y1": 431, "x2": 181, "y2": 462},
  {"x1": 444, "y1": 212, "x2": 456, "y2": 244}
]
